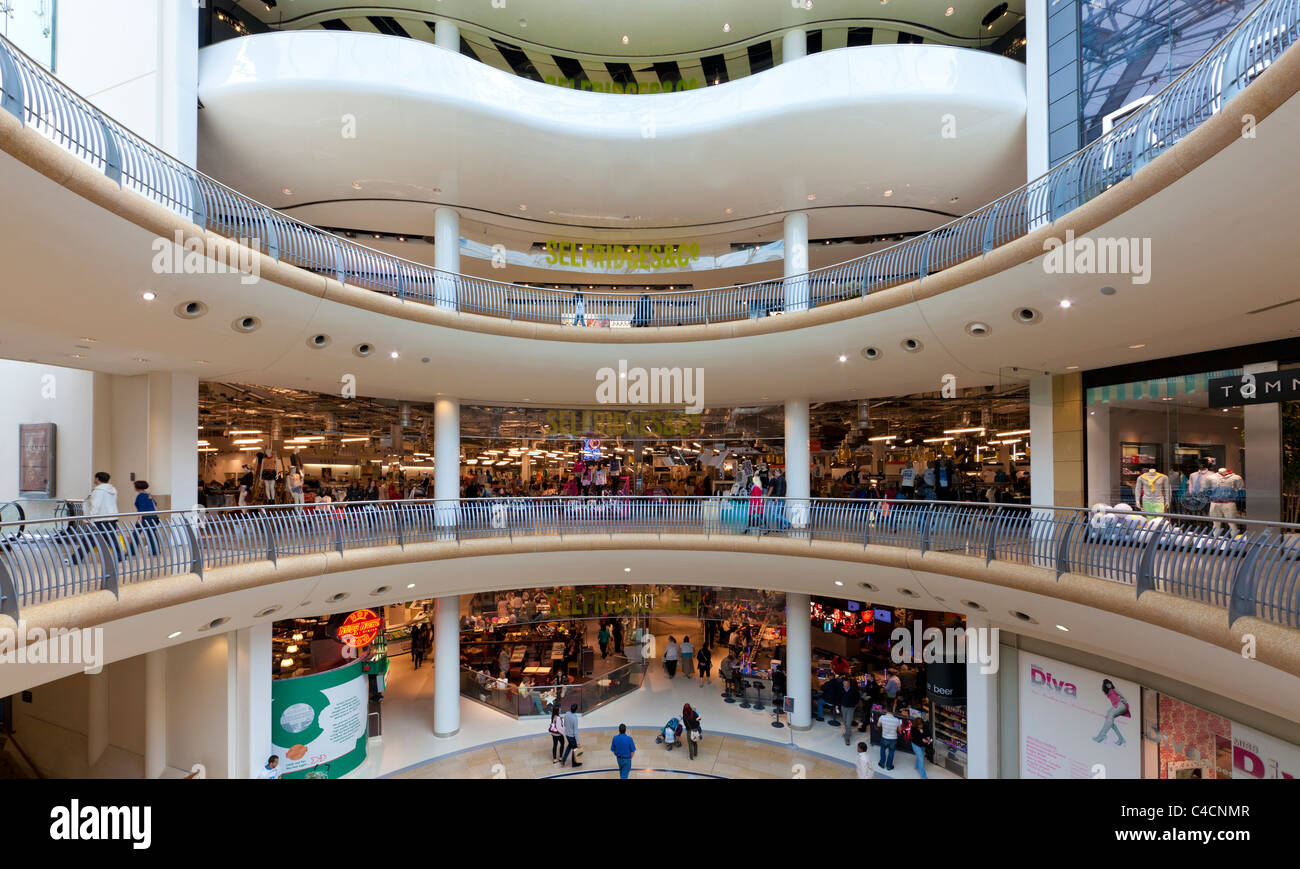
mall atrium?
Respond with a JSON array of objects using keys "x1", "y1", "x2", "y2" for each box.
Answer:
[{"x1": 0, "y1": 0, "x2": 1297, "y2": 799}]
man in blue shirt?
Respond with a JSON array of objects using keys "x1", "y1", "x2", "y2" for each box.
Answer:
[{"x1": 610, "y1": 723, "x2": 636, "y2": 779}]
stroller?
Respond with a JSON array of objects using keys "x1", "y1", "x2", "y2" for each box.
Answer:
[{"x1": 655, "y1": 717, "x2": 684, "y2": 750}]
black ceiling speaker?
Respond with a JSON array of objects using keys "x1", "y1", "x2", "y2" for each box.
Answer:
[{"x1": 983, "y1": 3, "x2": 1009, "y2": 29}]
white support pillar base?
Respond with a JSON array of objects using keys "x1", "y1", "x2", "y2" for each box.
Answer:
[
  {"x1": 230, "y1": 624, "x2": 272, "y2": 779},
  {"x1": 785, "y1": 399, "x2": 810, "y2": 529},
  {"x1": 144, "y1": 649, "x2": 166, "y2": 779},
  {"x1": 434, "y1": 595, "x2": 461, "y2": 737},
  {"x1": 782, "y1": 29, "x2": 807, "y2": 63},
  {"x1": 783, "y1": 213, "x2": 810, "y2": 313},
  {"x1": 785, "y1": 592, "x2": 811, "y2": 730},
  {"x1": 434, "y1": 19, "x2": 460, "y2": 51}
]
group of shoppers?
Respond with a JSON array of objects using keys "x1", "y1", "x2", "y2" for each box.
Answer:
[{"x1": 815, "y1": 668, "x2": 933, "y2": 778}]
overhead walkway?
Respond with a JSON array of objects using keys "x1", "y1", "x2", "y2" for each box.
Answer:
[{"x1": 0, "y1": 0, "x2": 1297, "y2": 330}]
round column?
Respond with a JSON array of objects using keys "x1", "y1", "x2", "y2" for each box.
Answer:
[
  {"x1": 433, "y1": 595, "x2": 461, "y2": 737},
  {"x1": 783, "y1": 212, "x2": 809, "y2": 312},
  {"x1": 785, "y1": 399, "x2": 810, "y2": 528},
  {"x1": 434, "y1": 19, "x2": 460, "y2": 51},
  {"x1": 434, "y1": 206, "x2": 460, "y2": 310},
  {"x1": 782, "y1": 29, "x2": 808, "y2": 63},
  {"x1": 434, "y1": 397, "x2": 459, "y2": 527},
  {"x1": 785, "y1": 592, "x2": 811, "y2": 730},
  {"x1": 144, "y1": 649, "x2": 167, "y2": 778}
]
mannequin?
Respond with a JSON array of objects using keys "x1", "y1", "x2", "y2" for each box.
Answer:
[
  {"x1": 1207, "y1": 467, "x2": 1245, "y2": 535},
  {"x1": 237, "y1": 464, "x2": 254, "y2": 506},
  {"x1": 287, "y1": 465, "x2": 304, "y2": 505},
  {"x1": 261, "y1": 453, "x2": 280, "y2": 502},
  {"x1": 1134, "y1": 467, "x2": 1171, "y2": 513}
]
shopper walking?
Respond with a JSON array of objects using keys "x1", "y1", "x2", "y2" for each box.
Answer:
[
  {"x1": 612, "y1": 619, "x2": 624, "y2": 654},
  {"x1": 71, "y1": 472, "x2": 121, "y2": 565},
  {"x1": 663, "y1": 636, "x2": 679, "y2": 678},
  {"x1": 559, "y1": 703, "x2": 582, "y2": 767},
  {"x1": 682, "y1": 704, "x2": 702, "y2": 760},
  {"x1": 840, "y1": 676, "x2": 861, "y2": 746},
  {"x1": 128, "y1": 479, "x2": 161, "y2": 557},
  {"x1": 410, "y1": 624, "x2": 425, "y2": 669},
  {"x1": 695, "y1": 644, "x2": 712, "y2": 684},
  {"x1": 597, "y1": 624, "x2": 611, "y2": 659},
  {"x1": 680, "y1": 635, "x2": 695, "y2": 678},
  {"x1": 548, "y1": 704, "x2": 567, "y2": 763},
  {"x1": 909, "y1": 712, "x2": 932, "y2": 779},
  {"x1": 610, "y1": 723, "x2": 636, "y2": 779},
  {"x1": 879, "y1": 706, "x2": 902, "y2": 771}
]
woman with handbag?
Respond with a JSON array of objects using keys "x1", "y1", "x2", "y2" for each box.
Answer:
[
  {"x1": 548, "y1": 704, "x2": 566, "y2": 763},
  {"x1": 682, "y1": 704, "x2": 702, "y2": 760}
]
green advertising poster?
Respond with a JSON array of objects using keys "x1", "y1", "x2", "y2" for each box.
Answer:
[{"x1": 271, "y1": 658, "x2": 370, "y2": 779}]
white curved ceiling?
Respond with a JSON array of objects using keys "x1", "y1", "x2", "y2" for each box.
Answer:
[
  {"x1": 0, "y1": 84, "x2": 1297, "y2": 409},
  {"x1": 237, "y1": 0, "x2": 1026, "y2": 61},
  {"x1": 196, "y1": 32, "x2": 1026, "y2": 235}
]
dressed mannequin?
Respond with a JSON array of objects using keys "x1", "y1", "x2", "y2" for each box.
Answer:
[
  {"x1": 287, "y1": 466, "x2": 304, "y2": 505},
  {"x1": 1134, "y1": 467, "x2": 1171, "y2": 513},
  {"x1": 261, "y1": 453, "x2": 280, "y2": 502},
  {"x1": 237, "y1": 464, "x2": 254, "y2": 506},
  {"x1": 1207, "y1": 467, "x2": 1245, "y2": 535}
]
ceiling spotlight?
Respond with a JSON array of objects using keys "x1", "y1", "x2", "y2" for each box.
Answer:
[
  {"x1": 282, "y1": 187, "x2": 292, "y2": 195},
  {"x1": 946, "y1": 6, "x2": 955, "y2": 14},
  {"x1": 390, "y1": 351, "x2": 399, "y2": 359},
  {"x1": 883, "y1": 189, "x2": 894, "y2": 197},
  {"x1": 1066, "y1": 364, "x2": 1079, "y2": 370},
  {"x1": 1129, "y1": 343, "x2": 1146, "y2": 349},
  {"x1": 723, "y1": 22, "x2": 731, "y2": 32},
  {"x1": 352, "y1": 181, "x2": 362, "y2": 190},
  {"x1": 807, "y1": 193, "x2": 816, "y2": 200},
  {"x1": 167, "y1": 631, "x2": 182, "y2": 639},
  {"x1": 407, "y1": 583, "x2": 416, "y2": 589},
  {"x1": 1059, "y1": 299, "x2": 1072, "y2": 308},
  {"x1": 1055, "y1": 624, "x2": 1070, "y2": 632},
  {"x1": 838, "y1": 355, "x2": 847, "y2": 363},
  {"x1": 834, "y1": 580, "x2": 844, "y2": 586},
  {"x1": 622, "y1": 34, "x2": 629, "y2": 44},
  {"x1": 519, "y1": 204, "x2": 527, "y2": 211},
  {"x1": 142, "y1": 291, "x2": 156, "y2": 301},
  {"x1": 624, "y1": 567, "x2": 631, "y2": 573}
]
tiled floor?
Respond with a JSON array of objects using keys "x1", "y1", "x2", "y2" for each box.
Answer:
[
  {"x1": 388, "y1": 727, "x2": 855, "y2": 780},
  {"x1": 353, "y1": 644, "x2": 961, "y2": 780}
]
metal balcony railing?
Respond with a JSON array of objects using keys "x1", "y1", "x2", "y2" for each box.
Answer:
[
  {"x1": 1, "y1": 0, "x2": 1298, "y2": 328},
  {"x1": 1, "y1": 498, "x2": 1296, "y2": 629}
]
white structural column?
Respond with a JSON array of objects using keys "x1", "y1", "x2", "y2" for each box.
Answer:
[
  {"x1": 434, "y1": 207, "x2": 460, "y2": 310},
  {"x1": 785, "y1": 399, "x2": 810, "y2": 528},
  {"x1": 785, "y1": 592, "x2": 812, "y2": 730},
  {"x1": 144, "y1": 649, "x2": 166, "y2": 779},
  {"x1": 434, "y1": 397, "x2": 460, "y2": 527},
  {"x1": 783, "y1": 212, "x2": 810, "y2": 313},
  {"x1": 1025, "y1": 0, "x2": 1049, "y2": 182},
  {"x1": 1243, "y1": 361, "x2": 1282, "y2": 523},
  {"x1": 434, "y1": 595, "x2": 461, "y2": 737},
  {"x1": 434, "y1": 19, "x2": 460, "y2": 51},
  {"x1": 1028, "y1": 374, "x2": 1055, "y2": 566},
  {"x1": 86, "y1": 670, "x2": 109, "y2": 768},
  {"x1": 1086, "y1": 402, "x2": 1112, "y2": 505},
  {"x1": 782, "y1": 29, "x2": 807, "y2": 63},
  {"x1": 147, "y1": 373, "x2": 199, "y2": 511},
  {"x1": 965, "y1": 617, "x2": 999, "y2": 778},
  {"x1": 230, "y1": 624, "x2": 272, "y2": 779}
]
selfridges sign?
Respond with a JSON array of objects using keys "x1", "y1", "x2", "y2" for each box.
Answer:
[{"x1": 1208, "y1": 371, "x2": 1300, "y2": 407}]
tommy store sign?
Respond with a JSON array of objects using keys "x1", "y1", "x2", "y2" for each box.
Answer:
[{"x1": 1207, "y1": 371, "x2": 1300, "y2": 408}]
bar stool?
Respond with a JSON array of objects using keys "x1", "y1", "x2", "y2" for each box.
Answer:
[
  {"x1": 751, "y1": 680, "x2": 765, "y2": 712},
  {"x1": 737, "y1": 680, "x2": 752, "y2": 709}
]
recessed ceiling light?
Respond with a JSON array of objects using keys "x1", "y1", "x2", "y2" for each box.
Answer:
[
  {"x1": 621, "y1": 34, "x2": 629, "y2": 44},
  {"x1": 946, "y1": 6, "x2": 955, "y2": 14},
  {"x1": 167, "y1": 631, "x2": 182, "y2": 639},
  {"x1": 390, "y1": 351, "x2": 399, "y2": 359},
  {"x1": 950, "y1": 196, "x2": 959, "y2": 203},
  {"x1": 352, "y1": 181, "x2": 362, "y2": 190},
  {"x1": 1066, "y1": 364, "x2": 1079, "y2": 370},
  {"x1": 1129, "y1": 343, "x2": 1146, "y2": 349},
  {"x1": 519, "y1": 18, "x2": 527, "y2": 27},
  {"x1": 1055, "y1": 624, "x2": 1069, "y2": 631},
  {"x1": 725, "y1": 207, "x2": 734, "y2": 214},
  {"x1": 407, "y1": 583, "x2": 416, "y2": 589},
  {"x1": 1059, "y1": 299, "x2": 1072, "y2": 308},
  {"x1": 723, "y1": 22, "x2": 730, "y2": 32},
  {"x1": 834, "y1": 580, "x2": 844, "y2": 586},
  {"x1": 70, "y1": 354, "x2": 85, "y2": 359},
  {"x1": 282, "y1": 187, "x2": 292, "y2": 195},
  {"x1": 883, "y1": 189, "x2": 894, "y2": 197},
  {"x1": 807, "y1": 193, "x2": 816, "y2": 200},
  {"x1": 80, "y1": 337, "x2": 96, "y2": 342},
  {"x1": 519, "y1": 204, "x2": 527, "y2": 211},
  {"x1": 624, "y1": 567, "x2": 631, "y2": 572},
  {"x1": 142, "y1": 292, "x2": 156, "y2": 301},
  {"x1": 838, "y1": 355, "x2": 847, "y2": 362}
]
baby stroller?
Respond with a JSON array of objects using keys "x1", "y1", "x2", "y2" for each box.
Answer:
[{"x1": 655, "y1": 717, "x2": 684, "y2": 750}]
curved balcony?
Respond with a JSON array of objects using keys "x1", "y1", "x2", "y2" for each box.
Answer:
[
  {"x1": 1, "y1": 0, "x2": 1298, "y2": 331},
  {"x1": 4, "y1": 497, "x2": 1297, "y2": 629}
]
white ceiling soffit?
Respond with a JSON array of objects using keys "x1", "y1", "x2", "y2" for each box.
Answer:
[
  {"x1": 240, "y1": 0, "x2": 1026, "y2": 62},
  {"x1": 197, "y1": 33, "x2": 1026, "y2": 234},
  {"x1": 0, "y1": 88, "x2": 1297, "y2": 410}
]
